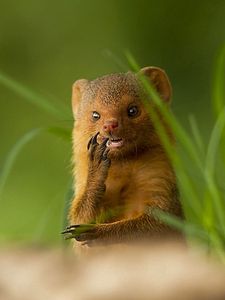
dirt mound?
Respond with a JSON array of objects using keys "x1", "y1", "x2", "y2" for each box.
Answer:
[{"x1": 0, "y1": 242, "x2": 225, "y2": 300}]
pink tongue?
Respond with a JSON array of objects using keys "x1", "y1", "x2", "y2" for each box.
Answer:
[{"x1": 107, "y1": 140, "x2": 123, "y2": 148}]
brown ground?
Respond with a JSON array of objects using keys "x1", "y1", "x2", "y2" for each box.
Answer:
[{"x1": 0, "y1": 241, "x2": 225, "y2": 300}]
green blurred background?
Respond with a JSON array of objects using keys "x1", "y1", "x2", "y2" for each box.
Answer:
[{"x1": 0, "y1": 0, "x2": 225, "y2": 245}]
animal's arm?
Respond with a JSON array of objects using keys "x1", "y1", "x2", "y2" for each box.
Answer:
[
  {"x1": 69, "y1": 192, "x2": 102, "y2": 225},
  {"x1": 69, "y1": 132, "x2": 111, "y2": 224},
  {"x1": 65, "y1": 177, "x2": 182, "y2": 243},
  {"x1": 64, "y1": 210, "x2": 170, "y2": 244}
]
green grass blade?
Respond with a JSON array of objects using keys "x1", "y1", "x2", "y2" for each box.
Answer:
[
  {"x1": 126, "y1": 52, "x2": 204, "y2": 219},
  {"x1": 107, "y1": 50, "x2": 225, "y2": 261},
  {"x1": 206, "y1": 107, "x2": 225, "y2": 176},
  {"x1": 212, "y1": 44, "x2": 225, "y2": 117},
  {"x1": 126, "y1": 53, "x2": 203, "y2": 172},
  {"x1": 143, "y1": 105, "x2": 202, "y2": 218},
  {"x1": 62, "y1": 182, "x2": 74, "y2": 232},
  {"x1": 0, "y1": 71, "x2": 69, "y2": 118},
  {"x1": 125, "y1": 50, "x2": 140, "y2": 71},
  {"x1": 176, "y1": 169, "x2": 202, "y2": 218},
  {"x1": 142, "y1": 80, "x2": 203, "y2": 170},
  {"x1": 0, "y1": 128, "x2": 43, "y2": 198},
  {"x1": 203, "y1": 171, "x2": 225, "y2": 233},
  {"x1": 152, "y1": 209, "x2": 209, "y2": 241},
  {"x1": 204, "y1": 107, "x2": 225, "y2": 234},
  {"x1": 32, "y1": 196, "x2": 57, "y2": 244},
  {"x1": 102, "y1": 49, "x2": 129, "y2": 71},
  {"x1": 47, "y1": 127, "x2": 71, "y2": 142},
  {"x1": 0, "y1": 126, "x2": 71, "y2": 199},
  {"x1": 189, "y1": 114, "x2": 205, "y2": 156},
  {"x1": 154, "y1": 209, "x2": 225, "y2": 262}
]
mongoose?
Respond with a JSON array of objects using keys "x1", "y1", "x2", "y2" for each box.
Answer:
[{"x1": 62, "y1": 66, "x2": 183, "y2": 248}]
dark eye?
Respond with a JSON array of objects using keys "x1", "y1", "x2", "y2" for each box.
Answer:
[
  {"x1": 127, "y1": 106, "x2": 139, "y2": 118},
  {"x1": 92, "y1": 111, "x2": 101, "y2": 121}
]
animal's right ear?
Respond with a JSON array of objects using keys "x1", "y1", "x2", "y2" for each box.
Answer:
[
  {"x1": 72, "y1": 79, "x2": 88, "y2": 118},
  {"x1": 138, "y1": 67, "x2": 172, "y2": 104}
]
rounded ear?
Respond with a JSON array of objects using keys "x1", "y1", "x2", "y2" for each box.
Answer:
[
  {"x1": 139, "y1": 67, "x2": 172, "y2": 103},
  {"x1": 72, "y1": 79, "x2": 89, "y2": 117}
]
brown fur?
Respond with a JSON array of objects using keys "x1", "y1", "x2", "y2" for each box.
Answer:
[{"x1": 68, "y1": 67, "x2": 183, "y2": 250}]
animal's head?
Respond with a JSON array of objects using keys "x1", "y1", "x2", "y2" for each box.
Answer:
[{"x1": 72, "y1": 67, "x2": 172, "y2": 159}]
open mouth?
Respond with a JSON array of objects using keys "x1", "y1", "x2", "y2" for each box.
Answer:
[{"x1": 106, "y1": 138, "x2": 124, "y2": 148}]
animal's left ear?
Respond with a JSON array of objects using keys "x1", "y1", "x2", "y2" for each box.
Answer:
[{"x1": 139, "y1": 67, "x2": 172, "y2": 103}]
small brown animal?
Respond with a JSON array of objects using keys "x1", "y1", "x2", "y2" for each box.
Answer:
[{"x1": 63, "y1": 67, "x2": 182, "y2": 249}]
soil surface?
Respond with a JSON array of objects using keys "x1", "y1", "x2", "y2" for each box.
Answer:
[{"x1": 0, "y1": 241, "x2": 225, "y2": 300}]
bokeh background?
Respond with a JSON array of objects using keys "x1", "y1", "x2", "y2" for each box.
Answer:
[{"x1": 1, "y1": 0, "x2": 225, "y2": 245}]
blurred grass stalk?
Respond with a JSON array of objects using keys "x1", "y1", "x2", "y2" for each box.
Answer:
[
  {"x1": 127, "y1": 46, "x2": 225, "y2": 262},
  {"x1": 0, "y1": 128, "x2": 43, "y2": 198},
  {"x1": 0, "y1": 71, "x2": 70, "y2": 118},
  {"x1": 0, "y1": 71, "x2": 72, "y2": 242},
  {"x1": 0, "y1": 127, "x2": 71, "y2": 197},
  {"x1": 0, "y1": 70, "x2": 72, "y2": 198}
]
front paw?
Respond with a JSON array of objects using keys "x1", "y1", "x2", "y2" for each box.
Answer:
[
  {"x1": 87, "y1": 132, "x2": 111, "y2": 180},
  {"x1": 61, "y1": 224, "x2": 99, "y2": 243}
]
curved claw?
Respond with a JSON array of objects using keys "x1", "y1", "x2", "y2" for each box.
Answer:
[
  {"x1": 61, "y1": 223, "x2": 95, "y2": 236},
  {"x1": 92, "y1": 132, "x2": 100, "y2": 145},
  {"x1": 99, "y1": 137, "x2": 109, "y2": 150},
  {"x1": 66, "y1": 224, "x2": 81, "y2": 230},
  {"x1": 87, "y1": 132, "x2": 100, "y2": 150}
]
